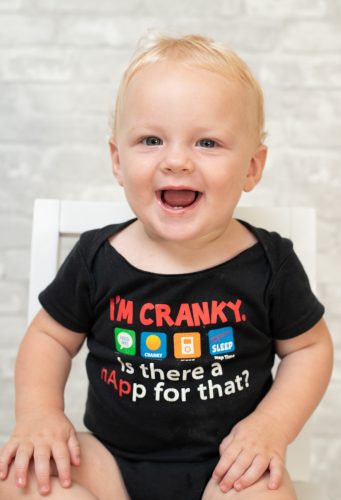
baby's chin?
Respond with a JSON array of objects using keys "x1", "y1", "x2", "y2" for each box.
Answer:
[{"x1": 139, "y1": 218, "x2": 224, "y2": 249}]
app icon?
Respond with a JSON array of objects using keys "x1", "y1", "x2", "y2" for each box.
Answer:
[
  {"x1": 174, "y1": 332, "x2": 201, "y2": 359},
  {"x1": 208, "y1": 327, "x2": 235, "y2": 355},
  {"x1": 141, "y1": 332, "x2": 167, "y2": 359},
  {"x1": 114, "y1": 327, "x2": 136, "y2": 356}
]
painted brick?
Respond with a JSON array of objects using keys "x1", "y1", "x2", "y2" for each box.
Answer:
[
  {"x1": 0, "y1": 0, "x2": 23, "y2": 10},
  {"x1": 282, "y1": 21, "x2": 341, "y2": 52},
  {"x1": 245, "y1": 0, "x2": 329, "y2": 17},
  {"x1": 0, "y1": 15, "x2": 56, "y2": 45},
  {"x1": 318, "y1": 253, "x2": 341, "y2": 285},
  {"x1": 0, "y1": 146, "x2": 44, "y2": 183},
  {"x1": 4, "y1": 249, "x2": 30, "y2": 281},
  {"x1": 289, "y1": 119, "x2": 341, "y2": 148},
  {"x1": 266, "y1": 151, "x2": 341, "y2": 191},
  {"x1": 258, "y1": 54, "x2": 341, "y2": 88},
  {"x1": 318, "y1": 216, "x2": 341, "y2": 254},
  {"x1": 0, "y1": 83, "x2": 114, "y2": 116},
  {"x1": 42, "y1": 146, "x2": 110, "y2": 183},
  {"x1": 0, "y1": 48, "x2": 76, "y2": 82},
  {"x1": 73, "y1": 48, "x2": 131, "y2": 84},
  {"x1": 0, "y1": 1, "x2": 340, "y2": 489},
  {"x1": 26, "y1": 0, "x2": 141, "y2": 13},
  {"x1": 168, "y1": 19, "x2": 279, "y2": 52},
  {"x1": 0, "y1": 47, "x2": 141, "y2": 83},
  {"x1": 0, "y1": 214, "x2": 31, "y2": 249},
  {"x1": 313, "y1": 381, "x2": 341, "y2": 434},
  {"x1": 0, "y1": 316, "x2": 27, "y2": 348},
  {"x1": 0, "y1": 400, "x2": 15, "y2": 436},
  {"x1": 0, "y1": 252, "x2": 4, "y2": 279},
  {"x1": 142, "y1": 0, "x2": 242, "y2": 17},
  {"x1": 312, "y1": 437, "x2": 341, "y2": 498},
  {"x1": 265, "y1": 90, "x2": 341, "y2": 121},
  {"x1": 0, "y1": 282, "x2": 27, "y2": 314},
  {"x1": 57, "y1": 16, "x2": 161, "y2": 47},
  {"x1": 319, "y1": 285, "x2": 341, "y2": 321},
  {"x1": 0, "y1": 349, "x2": 17, "y2": 381},
  {"x1": 0, "y1": 115, "x2": 106, "y2": 145}
]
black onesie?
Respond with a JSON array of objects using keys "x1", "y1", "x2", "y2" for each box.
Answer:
[{"x1": 39, "y1": 219, "x2": 324, "y2": 500}]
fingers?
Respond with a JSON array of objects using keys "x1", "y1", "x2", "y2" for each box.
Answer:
[
  {"x1": 14, "y1": 442, "x2": 34, "y2": 488},
  {"x1": 0, "y1": 433, "x2": 80, "y2": 495},
  {"x1": 33, "y1": 445, "x2": 51, "y2": 495},
  {"x1": 68, "y1": 431, "x2": 81, "y2": 467},
  {"x1": 215, "y1": 450, "x2": 255, "y2": 493},
  {"x1": 233, "y1": 455, "x2": 269, "y2": 491},
  {"x1": 51, "y1": 443, "x2": 72, "y2": 489},
  {"x1": 214, "y1": 451, "x2": 284, "y2": 493},
  {"x1": 33, "y1": 438, "x2": 79, "y2": 493},
  {"x1": 212, "y1": 445, "x2": 240, "y2": 482},
  {"x1": 268, "y1": 456, "x2": 284, "y2": 490},
  {"x1": 0, "y1": 442, "x2": 17, "y2": 481},
  {"x1": 218, "y1": 433, "x2": 234, "y2": 455}
]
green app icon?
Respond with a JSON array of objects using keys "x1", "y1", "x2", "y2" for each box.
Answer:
[{"x1": 114, "y1": 328, "x2": 136, "y2": 356}]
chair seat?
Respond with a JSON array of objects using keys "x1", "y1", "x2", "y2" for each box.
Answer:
[{"x1": 294, "y1": 481, "x2": 329, "y2": 500}]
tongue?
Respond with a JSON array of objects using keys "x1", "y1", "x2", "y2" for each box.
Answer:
[{"x1": 163, "y1": 190, "x2": 197, "y2": 208}]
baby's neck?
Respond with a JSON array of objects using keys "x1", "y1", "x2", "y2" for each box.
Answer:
[{"x1": 109, "y1": 219, "x2": 257, "y2": 275}]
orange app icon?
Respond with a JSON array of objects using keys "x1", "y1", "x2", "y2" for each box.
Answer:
[{"x1": 174, "y1": 332, "x2": 201, "y2": 359}]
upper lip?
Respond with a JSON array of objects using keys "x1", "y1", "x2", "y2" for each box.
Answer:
[{"x1": 157, "y1": 185, "x2": 201, "y2": 192}]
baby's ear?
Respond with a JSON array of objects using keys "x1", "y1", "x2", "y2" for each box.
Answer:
[
  {"x1": 109, "y1": 137, "x2": 124, "y2": 186},
  {"x1": 243, "y1": 144, "x2": 267, "y2": 193}
]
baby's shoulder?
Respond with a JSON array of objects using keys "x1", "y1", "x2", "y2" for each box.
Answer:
[
  {"x1": 78, "y1": 220, "x2": 135, "y2": 263},
  {"x1": 240, "y1": 220, "x2": 294, "y2": 272}
]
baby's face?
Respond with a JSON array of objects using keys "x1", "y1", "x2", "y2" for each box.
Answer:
[{"x1": 110, "y1": 61, "x2": 266, "y2": 244}]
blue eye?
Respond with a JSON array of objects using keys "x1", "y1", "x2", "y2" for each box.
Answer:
[
  {"x1": 142, "y1": 136, "x2": 163, "y2": 146},
  {"x1": 197, "y1": 138, "x2": 217, "y2": 148}
]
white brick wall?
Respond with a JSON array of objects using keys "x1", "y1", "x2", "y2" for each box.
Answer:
[{"x1": 0, "y1": 0, "x2": 340, "y2": 496}]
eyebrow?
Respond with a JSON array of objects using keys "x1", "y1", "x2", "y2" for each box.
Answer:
[
  {"x1": 126, "y1": 124, "x2": 237, "y2": 135},
  {"x1": 126, "y1": 124, "x2": 165, "y2": 132}
]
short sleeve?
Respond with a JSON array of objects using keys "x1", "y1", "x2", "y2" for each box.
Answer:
[
  {"x1": 38, "y1": 240, "x2": 93, "y2": 333},
  {"x1": 269, "y1": 250, "x2": 324, "y2": 340}
]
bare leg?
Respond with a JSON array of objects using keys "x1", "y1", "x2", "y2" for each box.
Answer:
[
  {"x1": 0, "y1": 475, "x2": 100, "y2": 500},
  {"x1": 202, "y1": 470, "x2": 297, "y2": 500},
  {"x1": 0, "y1": 433, "x2": 130, "y2": 500}
]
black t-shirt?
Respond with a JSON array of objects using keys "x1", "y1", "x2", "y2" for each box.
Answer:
[{"x1": 39, "y1": 219, "x2": 324, "y2": 462}]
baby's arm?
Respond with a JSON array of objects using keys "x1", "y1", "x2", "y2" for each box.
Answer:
[
  {"x1": 0, "y1": 308, "x2": 86, "y2": 495},
  {"x1": 213, "y1": 318, "x2": 333, "y2": 493}
]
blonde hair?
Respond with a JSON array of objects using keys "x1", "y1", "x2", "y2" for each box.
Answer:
[{"x1": 111, "y1": 33, "x2": 266, "y2": 144}]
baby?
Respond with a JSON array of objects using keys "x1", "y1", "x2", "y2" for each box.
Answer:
[{"x1": 0, "y1": 34, "x2": 333, "y2": 500}]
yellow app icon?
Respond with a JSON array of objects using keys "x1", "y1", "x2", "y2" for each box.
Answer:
[{"x1": 174, "y1": 332, "x2": 201, "y2": 359}]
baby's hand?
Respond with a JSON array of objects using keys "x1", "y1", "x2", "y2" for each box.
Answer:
[
  {"x1": 0, "y1": 410, "x2": 80, "y2": 496},
  {"x1": 212, "y1": 411, "x2": 289, "y2": 493}
]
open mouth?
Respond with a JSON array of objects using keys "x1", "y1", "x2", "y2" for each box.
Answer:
[{"x1": 158, "y1": 189, "x2": 202, "y2": 210}]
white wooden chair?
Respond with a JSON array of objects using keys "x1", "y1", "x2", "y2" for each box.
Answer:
[{"x1": 28, "y1": 199, "x2": 329, "y2": 500}]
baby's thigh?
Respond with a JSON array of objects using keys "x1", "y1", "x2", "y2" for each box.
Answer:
[
  {"x1": 69, "y1": 432, "x2": 130, "y2": 500},
  {"x1": 202, "y1": 470, "x2": 297, "y2": 500}
]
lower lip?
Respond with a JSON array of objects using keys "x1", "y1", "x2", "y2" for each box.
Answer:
[{"x1": 156, "y1": 192, "x2": 203, "y2": 215}]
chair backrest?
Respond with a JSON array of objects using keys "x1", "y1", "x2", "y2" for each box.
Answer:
[{"x1": 28, "y1": 199, "x2": 317, "y2": 482}]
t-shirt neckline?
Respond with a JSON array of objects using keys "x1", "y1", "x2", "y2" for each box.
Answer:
[{"x1": 104, "y1": 218, "x2": 262, "y2": 278}]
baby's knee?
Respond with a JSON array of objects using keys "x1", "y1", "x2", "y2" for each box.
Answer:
[{"x1": 0, "y1": 465, "x2": 99, "y2": 500}]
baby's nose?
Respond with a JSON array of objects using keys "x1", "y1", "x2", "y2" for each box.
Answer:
[{"x1": 159, "y1": 146, "x2": 195, "y2": 173}]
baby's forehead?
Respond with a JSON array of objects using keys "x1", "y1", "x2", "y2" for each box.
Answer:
[
  {"x1": 125, "y1": 59, "x2": 243, "y2": 90},
  {"x1": 126, "y1": 62, "x2": 254, "y2": 112},
  {"x1": 114, "y1": 59, "x2": 263, "y2": 144},
  {"x1": 122, "y1": 61, "x2": 252, "y2": 112}
]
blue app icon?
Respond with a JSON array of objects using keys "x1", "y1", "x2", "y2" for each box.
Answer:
[
  {"x1": 141, "y1": 332, "x2": 167, "y2": 359},
  {"x1": 208, "y1": 327, "x2": 235, "y2": 355}
]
